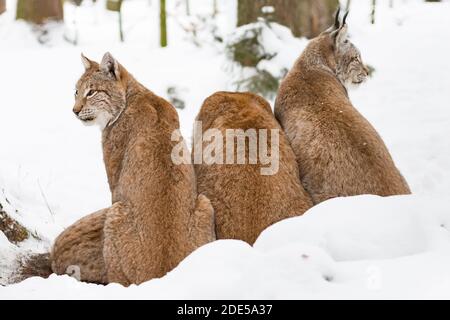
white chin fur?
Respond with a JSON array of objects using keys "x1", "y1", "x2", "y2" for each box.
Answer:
[
  {"x1": 81, "y1": 120, "x2": 96, "y2": 127},
  {"x1": 345, "y1": 79, "x2": 366, "y2": 91},
  {"x1": 96, "y1": 112, "x2": 113, "y2": 130},
  {"x1": 346, "y1": 82, "x2": 362, "y2": 91},
  {"x1": 81, "y1": 112, "x2": 112, "y2": 130}
]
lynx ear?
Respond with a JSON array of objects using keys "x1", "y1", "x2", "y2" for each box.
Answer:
[
  {"x1": 334, "y1": 24, "x2": 348, "y2": 45},
  {"x1": 332, "y1": 10, "x2": 349, "y2": 46},
  {"x1": 81, "y1": 53, "x2": 93, "y2": 70},
  {"x1": 100, "y1": 52, "x2": 120, "y2": 80}
]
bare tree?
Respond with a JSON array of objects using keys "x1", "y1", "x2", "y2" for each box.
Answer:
[
  {"x1": 160, "y1": 0, "x2": 167, "y2": 47},
  {"x1": 371, "y1": 0, "x2": 376, "y2": 24},
  {"x1": 106, "y1": 0, "x2": 124, "y2": 42},
  {"x1": 16, "y1": 0, "x2": 64, "y2": 24},
  {"x1": 185, "y1": 0, "x2": 190, "y2": 16},
  {"x1": 213, "y1": 0, "x2": 218, "y2": 17},
  {"x1": 237, "y1": 0, "x2": 339, "y2": 39}
]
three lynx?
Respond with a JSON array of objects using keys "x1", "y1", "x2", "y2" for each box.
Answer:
[
  {"x1": 51, "y1": 53, "x2": 215, "y2": 286},
  {"x1": 16, "y1": 10, "x2": 412, "y2": 285},
  {"x1": 275, "y1": 10, "x2": 411, "y2": 204}
]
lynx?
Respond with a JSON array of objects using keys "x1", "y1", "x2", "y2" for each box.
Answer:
[
  {"x1": 275, "y1": 10, "x2": 411, "y2": 205},
  {"x1": 194, "y1": 92, "x2": 313, "y2": 245},
  {"x1": 49, "y1": 53, "x2": 215, "y2": 286}
]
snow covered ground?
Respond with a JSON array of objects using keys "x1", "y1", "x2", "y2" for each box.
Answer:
[{"x1": 0, "y1": 0, "x2": 450, "y2": 299}]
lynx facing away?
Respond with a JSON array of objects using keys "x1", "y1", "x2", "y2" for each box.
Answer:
[
  {"x1": 194, "y1": 92, "x2": 313, "y2": 245},
  {"x1": 51, "y1": 53, "x2": 215, "y2": 286},
  {"x1": 275, "y1": 11, "x2": 411, "y2": 205}
]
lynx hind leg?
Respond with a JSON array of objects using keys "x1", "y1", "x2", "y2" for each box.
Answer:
[
  {"x1": 190, "y1": 194, "x2": 216, "y2": 247},
  {"x1": 103, "y1": 202, "x2": 148, "y2": 286},
  {"x1": 51, "y1": 209, "x2": 108, "y2": 284}
]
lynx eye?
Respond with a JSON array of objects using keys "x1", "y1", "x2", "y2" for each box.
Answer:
[
  {"x1": 74, "y1": 89, "x2": 78, "y2": 97},
  {"x1": 86, "y1": 90, "x2": 97, "y2": 98}
]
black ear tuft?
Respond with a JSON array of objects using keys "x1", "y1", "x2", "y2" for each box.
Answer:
[
  {"x1": 342, "y1": 11, "x2": 350, "y2": 26},
  {"x1": 334, "y1": 7, "x2": 341, "y2": 30},
  {"x1": 331, "y1": 9, "x2": 349, "y2": 45}
]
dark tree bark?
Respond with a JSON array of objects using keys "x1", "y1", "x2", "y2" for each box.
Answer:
[
  {"x1": 0, "y1": 0, "x2": 6, "y2": 15},
  {"x1": 16, "y1": 0, "x2": 64, "y2": 24},
  {"x1": 237, "y1": 0, "x2": 339, "y2": 39}
]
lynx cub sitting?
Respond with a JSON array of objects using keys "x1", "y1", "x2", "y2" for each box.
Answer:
[{"x1": 51, "y1": 53, "x2": 215, "y2": 286}]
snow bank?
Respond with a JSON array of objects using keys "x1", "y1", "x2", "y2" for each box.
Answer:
[
  {"x1": 255, "y1": 195, "x2": 450, "y2": 261},
  {"x1": 2, "y1": 195, "x2": 450, "y2": 299}
]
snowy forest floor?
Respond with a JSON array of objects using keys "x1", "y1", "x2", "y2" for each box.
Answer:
[{"x1": 0, "y1": 0, "x2": 450, "y2": 299}]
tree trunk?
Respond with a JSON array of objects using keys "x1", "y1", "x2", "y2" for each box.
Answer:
[
  {"x1": 185, "y1": 0, "x2": 190, "y2": 16},
  {"x1": 16, "y1": 0, "x2": 64, "y2": 24},
  {"x1": 371, "y1": 0, "x2": 376, "y2": 24},
  {"x1": 160, "y1": 0, "x2": 167, "y2": 47},
  {"x1": 106, "y1": 0, "x2": 124, "y2": 42},
  {"x1": 118, "y1": 0, "x2": 124, "y2": 42},
  {"x1": 118, "y1": 5, "x2": 124, "y2": 42},
  {"x1": 0, "y1": 0, "x2": 6, "y2": 15},
  {"x1": 213, "y1": 0, "x2": 218, "y2": 17},
  {"x1": 237, "y1": 0, "x2": 339, "y2": 39}
]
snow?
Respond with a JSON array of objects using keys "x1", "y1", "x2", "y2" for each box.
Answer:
[
  {"x1": 0, "y1": 0, "x2": 450, "y2": 299},
  {"x1": 3, "y1": 196, "x2": 450, "y2": 299}
]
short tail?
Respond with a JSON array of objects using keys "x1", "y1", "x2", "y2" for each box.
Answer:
[
  {"x1": 191, "y1": 194, "x2": 216, "y2": 245},
  {"x1": 12, "y1": 253, "x2": 52, "y2": 283}
]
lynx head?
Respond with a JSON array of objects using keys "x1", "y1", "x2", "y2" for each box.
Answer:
[
  {"x1": 73, "y1": 52, "x2": 127, "y2": 130},
  {"x1": 310, "y1": 9, "x2": 369, "y2": 89}
]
